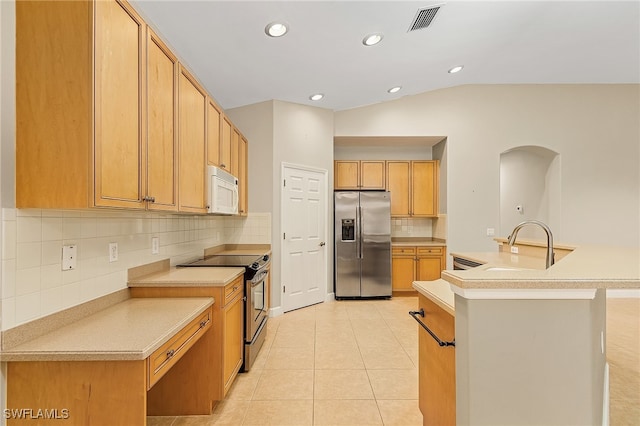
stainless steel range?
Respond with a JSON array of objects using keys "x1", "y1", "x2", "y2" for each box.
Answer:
[{"x1": 178, "y1": 253, "x2": 270, "y2": 371}]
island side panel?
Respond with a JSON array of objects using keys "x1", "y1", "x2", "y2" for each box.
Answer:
[
  {"x1": 7, "y1": 360, "x2": 147, "y2": 425},
  {"x1": 455, "y1": 289, "x2": 606, "y2": 425}
]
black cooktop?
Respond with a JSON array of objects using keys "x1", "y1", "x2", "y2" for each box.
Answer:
[{"x1": 177, "y1": 254, "x2": 270, "y2": 272}]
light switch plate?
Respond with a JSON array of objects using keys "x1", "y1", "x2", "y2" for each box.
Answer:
[
  {"x1": 152, "y1": 237, "x2": 159, "y2": 255},
  {"x1": 62, "y1": 245, "x2": 77, "y2": 270},
  {"x1": 510, "y1": 246, "x2": 519, "y2": 254},
  {"x1": 486, "y1": 228, "x2": 495, "y2": 236}
]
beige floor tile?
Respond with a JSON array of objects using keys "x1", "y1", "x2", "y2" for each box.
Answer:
[
  {"x1": 359, "y1": 345, "x2": 415, "y2": 369},
  {"x1": 354, "y1": 329, "x2": 402, "y2": 348},
  {"x1": 610, "y1": 397, "x2": 640, "y2": 426},
  {"x1": 147, "y1": 416, "x2": 176, "y2": 426},
  {"x1": 315, "y1": 331, "x2": 359, "y2": 349},
  {"x1": 314, "y1": 369, "x2": 374, "y2": 399},
  {"x1": 277, "y1": 318, "x2": 316, "y2": 333},
  {"x1": 242, "y1": 400, "x2": 313, "y2": 425},
  {"x1": 224, "y1": 372, "x2": 260, "y2": 401},
  {"x1": 253, "y1": 369, "x2": 314, "y2": 400},
  {"x1": 313, "y1": 399, "x2": 383, "y2": 425},
  {"x1": 210, "y1": 400, "x2": 250, "y2": 425},
  {"x1": 272, "y1": 328, "x2": 315, "y2": 348},
  {"x1": 346, "y1": 304, "x2": 384, "y2": 320},
  {"x1": 264, "y1": 346, "x2": 315, "y2": 369},
  {"x1": 315, "y1": 343, "x2": 365, "y2": 370},
  {"x1": 376, "y1": 399, "x2": 423, "y2": 426},
  {"x1": 171, "y1": 416, "x2": 216, "y2": 426},
  {"x1": 368, "y1": 369, "x2": 419, "y2": 400}
]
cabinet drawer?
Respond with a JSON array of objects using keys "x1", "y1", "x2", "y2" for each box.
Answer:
[
  {"x1": 392, "y1": 246, "x2": 416, "y2": 255},
  {"x1": 224, "y1": 277, "x2": 244, "y2": 304},
  {"x1": 417, "y1": 247, "x2": 443, "y2": 255},
  {"x1": 148, "y1": 308, "x2": 212, "y2": 389}
]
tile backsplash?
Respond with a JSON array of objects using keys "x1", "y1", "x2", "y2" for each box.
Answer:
[
  {"x1": 391, "y1": 217, "x2": 433, "y2": 237},
  {"x1": 0, "y1": 208, "x2": 271, "y2": 330}
]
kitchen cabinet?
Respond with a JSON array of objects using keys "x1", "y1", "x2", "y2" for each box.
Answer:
[
  {"x1": 392, "y1": 245, "x2": 446, "y2": 292},
  {"x1": 177, "y1": 66, "x2": 207, "y2": 214},
  {"x1": 418, "y1": 293, "x2": 456, "y2": 425},
  {"x1": 238, "y1": 135, "x2": 249, "y2": 215},
  {"x1": 231, "y1": 127, "x2": 241, "y2": 178},
  {"x1": 207, "y1": 98, "x2": 223, "y2": 167},
  {"x1": 386, "y1": 161, "x2": 439, "y2": 217},
  {"x1": 334, "y1": 160, "x2": 386, "y2": 190},
  {"x1": 129, "y1": 274, "x2": 245, "y2": 403},
  {"x1": 16, "y1": 0, "x2": 147, "y2": 209},
  {"x1": 220, "y1": 116, "x2": 233, "y2": 172},
  {"x1": 146, "y1": 28, "x2": 178, "y2": 212}
]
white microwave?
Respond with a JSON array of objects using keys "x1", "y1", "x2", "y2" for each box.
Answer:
[{"x1": 207, "y1": 165, "x2": 238, "y2": 215}]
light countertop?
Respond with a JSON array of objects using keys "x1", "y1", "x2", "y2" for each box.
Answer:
[
  {"x1": 0, "y1": 297, "x2": 213, "y2": 362},
  {"x1": 392, "y1": 237, "x2": 446, "y2": 247},
  {"x1": 412, "y1": 279, "x2": 455, "y2": 316},
  {"x1": 443, "y1": 245, "x2": 640, "y2": 291},
  {"x1": 128, "y1": 266, "x2": 245, "y2": 287}
]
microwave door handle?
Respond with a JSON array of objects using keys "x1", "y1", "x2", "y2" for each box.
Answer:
[{"x1": 233, "y1": 184, "x2": 239, "y2": 212}]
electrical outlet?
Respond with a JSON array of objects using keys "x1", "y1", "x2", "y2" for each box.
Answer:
[
  {"x1": 152, "y1": 237, "x2": 159, "y2": 255},
  {"x1": 62, "y1": 245, "x2": 77, "y2": 270},
  {"x1": 109, "y1": 242, "x2": 118, "y2": 262},
  {"x1": 486, "y1": 228, "x2": 495, "y2": 236},
  {"x1": 510, "y1": 246, "x2": 519, "y2": 254}
]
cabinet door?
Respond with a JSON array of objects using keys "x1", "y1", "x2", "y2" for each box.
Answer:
[
  {"x1": 418, "y1": 294, "x2": 455, "y2": 425},
  {"x1": 220, "y1": 116, "x2": 232, "y2": 171},
  {"x1": 178, "y1": 67, "x2": 207, "y2": 213},
  {"x1": 207, "y1": 99, "x2": 222, "y2": 166},
  {"x1": 417, "y1": 255, "x2": 444, "y2": 281},
  {"x1": 238, "y1": 136, "x2": 248, "y2": 216},
  {"x1": 334, "y1": 161, "x2": 359, "y2": 189},
  {"x1": 146, "y1": 29, "x2": 178, "y2": 212},
  {"x1": 412, "y1": 161, "x2": 439, "y2": 217},
  {"x1": 360, "y1": 161, "x2": 386, "y2": 189},
  {"x1": 386, "y1": 161, "x2": 411, "y2": 217},
  {"x1": 223, "y1": 293, "x2": 244, "y2": 394},
  {"x1": 392, "y1": 255, "x2": 415, "y2": 292},
  {"x1": 94, "y1": 0, "x2": 146, "y2": 209},
  {"x1": 230, "y1": 128, "x2": 240, "y2": 178}
]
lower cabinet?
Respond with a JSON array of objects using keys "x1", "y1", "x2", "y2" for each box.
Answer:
[
  {"x1": 392, "y1": 246, "x2": 446, "y2": 292},
  {"x1": 418, "y1": 293, "x2": 455, "y2": 426},
  {"x1": 130, "y1": 275, "x2": 245, "y2": 407}
]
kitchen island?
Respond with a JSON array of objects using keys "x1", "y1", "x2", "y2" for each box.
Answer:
[{"x1": 413, "y1": 244, "x2": 640, "y2": 425}]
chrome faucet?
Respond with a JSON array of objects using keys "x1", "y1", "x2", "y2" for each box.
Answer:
[{"x1": 508, "y1": 220, "x2": 555, "y2": 269}]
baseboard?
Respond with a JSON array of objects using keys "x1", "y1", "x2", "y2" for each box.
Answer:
[
  {"x1": 325, "y1": 292, "x2": 335, "y2": 302},
  {"x1": 269, "y1": 306, "x2": 283, "y2": 317},
  {"x1": 607, "y1": 289, "x2": 640, "y2": 298}
]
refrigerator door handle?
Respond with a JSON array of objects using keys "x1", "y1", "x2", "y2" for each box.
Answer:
[{"x1": 358, "y1": 205, "x2": 363, "y2": 259}]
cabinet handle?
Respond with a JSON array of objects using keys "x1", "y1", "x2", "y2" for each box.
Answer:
[
  {"x1": 166, "y1": 349, "x2": 176, "y2": 358},
  {"x1": 220, "y1": 163, "x2": 226, "y2": 168},
  {"x1": 143, "y1": 196, "x2": 155, "y2": 203},
  {"x1": 200, "y1": 320, "x2": 207, "y2": 328},
  {"x1": 409, "y1": 309, "x2": 455, "y2": 347}
]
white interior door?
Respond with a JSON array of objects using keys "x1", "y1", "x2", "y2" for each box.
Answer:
[{"x1": 282, "y1": 163, "x2": 327, "y2": 312}]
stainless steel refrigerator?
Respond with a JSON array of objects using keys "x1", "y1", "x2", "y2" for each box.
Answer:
[{"x1": 334, "y1": 191, "x2": 392, "y2": 298}]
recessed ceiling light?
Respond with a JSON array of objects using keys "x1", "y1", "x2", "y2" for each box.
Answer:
[
  {"x1": 309, "y1": 93, "x2": 324, "y2": 101},
  {"x1": 363, "y1": 33, "x2": 383, "y2": 46},
  {"x1": 388, "y1": 86, "x2": 402, "y2": 94},
  {"x1": 265, "y1": 22, "x2": 288, "y2": 37},
  {"x1": 448, "y1": 65, "x2": 464, "y2": 74}
]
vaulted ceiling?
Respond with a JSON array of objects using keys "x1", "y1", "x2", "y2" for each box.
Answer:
[{"x1": 131, "y1": 1, "x2": 640, "y2": 111}]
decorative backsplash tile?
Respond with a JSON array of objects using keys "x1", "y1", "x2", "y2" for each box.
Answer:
[
  {"x1": 391, "y1": 217, "x2": 433, "y2": 237},
  {"x1": 0, "y1": 208, "x2": 271, "y2": 330}
]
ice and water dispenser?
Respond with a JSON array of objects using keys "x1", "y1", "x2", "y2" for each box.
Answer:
[{"x1": 341, "y1": 219, "x2": 355, "y2": 241}]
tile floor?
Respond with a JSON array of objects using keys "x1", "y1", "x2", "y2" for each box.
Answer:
[{"x1": 148, "y1": 296, "x2": 640, "y2": 426}]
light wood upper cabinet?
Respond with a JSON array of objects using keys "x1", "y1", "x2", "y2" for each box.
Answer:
[
  {"x1": 16, "y1": 0, "x2": 147, "y2": 209},
  {"x1": 334, "y1": 160, "x2": 385, "y2": 190},
  {"x1": 207, "y1": 98, "x2": 223, "y2": 167},
  {"x1": 230, "y1": 127, "x2": 240, "y2": 178},
  {"x1": 220, "y1": 116, "x2": 233, "y2": 172},
  {"x1": 386, "y1": 160, "x2": 439, "y2": 217},
  {"x1": 238, "y1": 136, "x2": 248, "y2": 216},
  {"x1": 386, "y1": 161, "x2": 411, "y2": 216},
  {"x1": 146, "y1": 29, "x2": 178, "y2": 212},
  {"x1": 178, "y1": 66, "x2": 207, "y2": 213}
]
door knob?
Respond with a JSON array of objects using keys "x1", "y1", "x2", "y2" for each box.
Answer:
[{"x1": 319, "y1": 242, "x2": 326, "y2": 247}]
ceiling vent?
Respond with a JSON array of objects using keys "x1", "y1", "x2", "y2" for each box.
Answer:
[{"x1": 408, "y1": 4, "x2": 445, "y2": 32}]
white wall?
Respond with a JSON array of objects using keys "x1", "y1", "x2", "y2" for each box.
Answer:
[
  {"x1": 228, "y1": 100, "x2": 334, "y2": 311},
  {"x1": 334, "y1": 145, "x2": 431, "y2": 160},
  {"x1": 335, "y1": 85, "x2": 640, "y2": 254}
]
